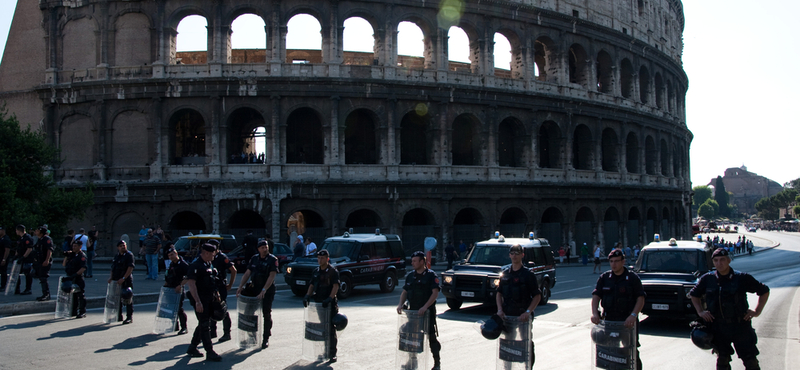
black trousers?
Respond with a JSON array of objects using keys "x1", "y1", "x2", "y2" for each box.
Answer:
[
  {"x1": 190, "y1": 298, "x2": 216, "y2": 354},
  {"x1": 261, "y1": 287, "x2": 276, "y2": 340},
  {"x1": 37, "y1": 264, "x2": 51, "y2": 295},
  {"x1": 427, "y1": 307, "x2": 442, "y2": 364},
  {"x1": 0, "y1": 261, "x2": 7, "y2": 289},
  {"x1": 711, "y1": 320, "x2": 759, "y2": 370},
  {"x1": 15, "y1": 262, "x2": 32, "y2": 293},
  {"x1": 71, "y1": 277, "x2": 86, "y2": 315},
  {"x1": 211, "y1": 286, "x2": 231, "y2": 335},
  {"x1": 171, "y1": 292, "x2": 187, "y2": 331},
  {"x1": 117, "y1": 280, "x2": 134, "y2": 321}
]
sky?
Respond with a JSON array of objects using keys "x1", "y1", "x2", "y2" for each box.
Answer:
[{"x1": 0, "y1": 1, "x2": 797, "y2": 187}]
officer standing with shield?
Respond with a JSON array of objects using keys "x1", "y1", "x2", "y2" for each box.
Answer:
[
  {"x1": 590, "y1": 249, "x2": 645, "y2": 370},
  {"x1": 185, "y1": 243, "x2": 223, "y2": 362},
  {"x1": 689, "y1": 248, "x2": 770, "y2": 370},
  {"x1": 209, "y1": 240, "x2": 237, "y2": 342},
  {"x1": 14, "y1": 225, "x2": 34, "y2": 295},
  {"x1": 496, "y1": 244, "x2": 541, "y2": 368},
  {"x1": 108, "y1": 240, "x2": 135, "y2": 324},
  {"x1": 165, "y1": 247, "x2": 189, "y2": 334},
  {"x1": 0, "y1": 226, "x2": 10, "y2": 291},
  {"x1": 236, "y1": 240, "x2": 278, "y2": 349},
  {"x1": 34, "y1": 226, "x2": 54, "y2": 301},
  {"x1": 64, "y1": 239, "x2": 87, "y2": 318},
  {"x1": 397, "y1": 250, "x2": 442, "y2": 370},
  {"x1": 304, "y1": 249, "x2": 339, "y2": 363}
]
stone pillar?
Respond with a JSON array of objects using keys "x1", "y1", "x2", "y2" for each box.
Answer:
[
  {"x1": 209, "y1": 96, "x2": 221, "y2": 166},
  {"x1": 150, "y1": 97, "x2": 164, "y2": 180},
  {"x1": 328, "y1": 95, "x2": 341, "y2": 165},
  {"x1": 331, "y1": 199, "x2": 340, "y2": 235}
]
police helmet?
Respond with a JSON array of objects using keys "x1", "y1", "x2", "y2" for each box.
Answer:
[
  {"x1": 480, "y1": 314, "x2": 504, "y2": 340},
  {"x1": 71, "y1": 283, "x2": 82, "y2": 294},
  {"x1": 121, "y1": 287, "x2": 133, "y2": 305},
  {"x1": 211, "y1": 300, "x2": 228, "y2": 322},
  {"x1": 690, "y1": 322, "x2": 714, "y2": 350},
  {"x1": 332, "y1": 313, "x2": 348, "y2": 331},
  {"x1": 60, "y1": 280, "x2": 73, "y2": 293}
]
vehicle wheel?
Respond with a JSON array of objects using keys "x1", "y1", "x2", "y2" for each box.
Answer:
[
  {"x1": 337, "y1": 275, "x2": 353, "y2": 299},
  {"x1": 540, "y1": 281, "x2": 551, "y2": 305},
  {"x1": 380, "y1": 271, "x2": 397, "y2": 293},
  {"x1": 446, "y1": 298, "x2": 463, "y2": 310},
  {"x1": 291, "y1": 286, "x2": 306, "y2": 297}
]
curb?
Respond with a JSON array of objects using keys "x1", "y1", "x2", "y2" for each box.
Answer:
[{"x1": 0, "y1": 292, "x2": 160, "y2": 317}]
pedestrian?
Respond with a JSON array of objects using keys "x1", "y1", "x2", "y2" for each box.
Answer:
[
  {"x1": 164, "y1": 247, "x2": 189, "y2": 334},
  {"x1": 293, "y1": 235, "x2": 305, "y2": 259},
  {"x1": 565, "y1": 242, "x2": 572, "y2": 264},
  {"x1": 623, "y1": 244, "x2": 633, "y2": 261},
  {"x1": 633, "y1": 244, "x2": 641, "y2": 258},
  {"x1": 445, "y1": 241, "x2": 458, "y2": 270},
  {"x1": 242, "y1": 230, "x2": 258, "y2": 263},
  {"x1": 581, "y1": 242, "x2": 589, "y2": 265},
  {"x1": 33, "y1": 225, "x2": 54, "y2": 301},
  {"x1": 185, "y1": 243, "x2": 223, "y2": 362},
  {"x1": 0, "y1": 226, "x2": 11, "y2": 290},
  {"x1": 592, "y1": 241, "x2": 602, "y2": 274},
  {"x1": 64, "y1": 239, "x2": 87, "y2": 318},
  {"x1": 209, "y1": 239, "x2": 237, "y2": 342},
  {"x1": 14, "y1": 225, "x2": 34, "y2": 295},
  {"x1": 73, "y1": 228, "x2": 89, "y2": 255},
  {"x1": 304, "y1": 237, "x2": 317, "y2": 256},
  {"x1": 61, "y1": 229, "x2": 75, "y2": 258},
  {"x1": 396, "y1": 250, "x2": 442, "y2": 370},
  {"x1": 558, "y1": 245, "x2": 565, "y2": 264},
  {"x1": 142, "y1": 228, "x2": 162, "y2": 280},
  {"x1": 108, "y1": 240, "x2": 135, "y2": 324},
  {"x1": 163, "y1": 241, "x2": 175, "y2": 270},
  {"x1": 138, "y1": 225, "x2": 147, "y2": 250},
  {"x1": 590, "y1": 249, "x2": 645, "y2": 370},
  {"x1": 86, "y1": 225, "x2": 98, "y2": 278},
  {"x1": 303, "y1": 249, "x2": 340, "y2": 363},
  {"x1": 236, "y1": 240, "x2": 278, "y2": 349},
  {"x1": 689, "y1": 248, "x2": 770, "y2": 370},
  {"x1": 458, "y1": 240, "x2": 467, "y2": 255},
  {"x1": 496, "y1": 244, "x2": 540, "y2": 367}
]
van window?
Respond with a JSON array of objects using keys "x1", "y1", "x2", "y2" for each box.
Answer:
[
  {"x1": 374, "y1": 242, "x2": 390, "y2": 258},
  {"x1": 389, "y1": 240, "x2": 404, "y2": 258},
  {"x1": 524, "y1": 247, "x2": 541, "y2": 265},
  {"x1": 359, "y1": 243, "x2": 375, "y2": 259},
  {"x1": 542, "y1": 246, "x2": 555, "y2": 265}
]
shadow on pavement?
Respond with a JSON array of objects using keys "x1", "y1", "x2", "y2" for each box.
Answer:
[
  {"x1": 0, "y1": 318, "x2": 55, "y2": 332},
  {"x1": 284, "y1": 360, "x2": 335, "y2": 369},
  {"x1": 37, "y1": 322, "x2": 116, "y2": 340},
  {"x1": 639, "y1": 317, "x2": 691, "y2": 339},
  {"x1": 96, "y1": 333, "x2": 162, "y2": 352}
]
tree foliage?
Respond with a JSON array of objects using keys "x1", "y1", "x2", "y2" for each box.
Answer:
[
  {"x1": 714, "y1": 176, "x2": 730, "y2": 217},
  {"x1": 0, "y1": 105, "x2": 94, "y2": 237},
  {"x1": 702, "y1": 199, "x2": 719, "y2": 216},
  {"x1": 698, "y1": 203, "x2": 715, "y2": 219},
  {"x1": 692, "y1": 185, "x2": 712, "y2": 207},
  {"x1": 755, "y1": 187, "x2": 798, "y2": 220}
]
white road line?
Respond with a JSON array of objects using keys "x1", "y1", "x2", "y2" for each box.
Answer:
[
  {"x1": 551, "y1": 285, "x2": 594, "y2": 295},
  {"x1": 558, "y1": 280, "x2": 575, "y2": 284}
]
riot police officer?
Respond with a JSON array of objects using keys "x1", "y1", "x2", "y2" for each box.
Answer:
[
  {"x1": 185, "y1": 243, "x2": 223, "y2": 362},
  {"x1": 108, "y1": 240, "x2": 135, "y2": 324},
  {"x1": 34, "y1": 226, "x2": 54, "y2": 301},
  {"x1": 209, "y1": 240, "x2": 236, "y2": 342},
  {"x1": 0, "y1": 226, "x2": 10, "y2": 290},
  {"x1": 689, "y1": 248, "x2": 770, "y2": 370},
  {"x1": 304, "y1": 249, "x2": 339, "y2": 363},
  {"x1": 14, "y1": 225, "x2": 34, "y2": 295},
  {"x1": 496, "y1": 244, "x2": 541, "y2": 367},
  {"x1": 236, "y1": 240, "x2": 278, "y2": 349},
  {"x1": 165, "y1": 247, "x2": 189, "y2": 334},
  {"x1": 63, "y1": 239, "x2": 87, "y2": 318},
  {"x1": 396, "y1": 250, "x2": 442, "y2": 370},
  {"x1": 590, "y1": 249, "x2": 645, "y2": 370}
]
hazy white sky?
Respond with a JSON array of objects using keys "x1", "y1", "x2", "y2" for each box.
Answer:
[{"x1": 0, "y1": 1, "x2": 797, "y2": 186}]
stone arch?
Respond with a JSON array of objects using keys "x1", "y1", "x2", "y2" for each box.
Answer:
[
  {"x1": 167, "y1": 8, "x2": 211, "y2": 65},
  {"x1": 540, "y1": 207, "x2": 564, "y2": 248},
  {"x1": 646, "y1": 207, "x2": 658, "y2": 242},
  {"x1": 114, "y1": 12, "x2": 152, "y2": 66},
  {"x1": 225, "y1": 6, "x2": 269, "y2": 26},
  {"x1": 572, "y1": 124, "x2": 593, "y2": 170},
  {"x1": 627, "y1": 207, "x2": 642, "y2": 246},
  {"x1": 227, "y1": 106, "x2": 267, "y2": 163},
  {"x1": 626, "y1": 132, "x2": 639, "y2": 173},
  {"x1": 229, "y1": 13, "x2": 268, "y2": 63},
  {"x1": 400, "y1": 109, "x2": 432, "y2": 165},
  {"x1": 661, "y1": 207, "x2": 671, "y2": 239},
  {"x1": 534, "y1": 36, "x2": 558, "y2": 82},
  {"x1": 667, "y1": 80, "x2": 675, "y2": 112},
  {"x1": 109, "y1": 211, "x2": 147, "y2": 256},
  {"x1": 341, "y1": 16, "x2": 376, "y2": 63},
  {"x1": 284, "y1": 7, "x2": 328, "y2": 29},
  {"x1": 169, "y1": 108, "x2": 207, "y2": 165},
  {"x1": 402, "y1": 208, "x2": 436, "y2": 254},
  {"x1": 660, "y1": 138, "x2": 670, "y2": 176},
  {"x1": 345, "y1": 209, "x2": 383, "y2": 233},
  {"x1": 568, "y1": 43, "x2": 590, "y2": 88},
  {"x1": 168, "y1": 210, "x2": 207, "y2": 236},
  {"x1": 111, "y1": 110, "x2": 149, "y2": 167},
  {"x1": 645, "y1": 135, "x2": 656, "y2": 175},
  {"x1": 451, "y1": 113, "x2": 482, "y2": 166},
  {"x1": 227, "y1": 209, "x2": 267, "y2": 236},
  {"x1": 59, "y1": 113, "x2": 95, "y2": 169},
  {"x1": 497, "y1": 117, "x2": 526, "y2": 167},
  {"x1": 673, "y1": 143, "x2": 682, "y2": 178},
  {"x1": 395, "y1": 15, "x2": 435, "y2": 69},
  {"x1": 639, "y1": 65, "x2": 651, "y2": 104},
  {"x1": 620, "y1": 58, "x2": 634, "y2": 99},
  {"x1": 538, "y1": 121, "x2": 561, "y2": 169},
  {"x1": 453, "y1": 207, "x2": 485, "y2": 247},
  {"x1": 495, "y1": 28, "x2": 524, "y2": 79},
  {"x1": 601, "y1": 128, "x2": 619, "y2": 172},
  {"x1": 286, "y1": 107, "x2": 324, "y2": 164},
  {"x1": 344, "y1": 108, "x2": 379, "y2": 164},
  {"x1": 499, "y1": 207, "x2": 528, "y2": 238},
  {"x1": 287, "y1": 209, "x2": 326, "y2": 244},
  {"x1": 285, "y1": 13, "x2": 323, "y2": 63},
  {"x1": 596, "y1": 50, "x2": 613, "y2": 93},
  {"x1": 603, "y1": 206, "x2": 621, "y2": 249},
  {"x1": 654, "y1": 73, "x2": 664, "y2": 109},
  {"x1": 62, "y1": 17, "x2": 97, "y2": 70}
]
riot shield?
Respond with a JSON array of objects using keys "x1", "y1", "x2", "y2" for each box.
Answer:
[
  {"x1": 153, "y1": 287, "x2": 182, "y2": 334},
  {"x1": 237, "y1": 295, "x2": 263, "y2": 349},
  {"x1": 591, "y1": 320, "x2": 636, "y2": 370},
  {"x1": 303, "y1": 302, "x2": 331, "y2": 362},
  {"x1": 4, "y1": 260, "x2": 20, "y2": 296},
  {"x1": 103, "y1": 282, "x2": 121, "y2": 324},
  {"x1": 497, "y1": 316, "x2": 532, "y2": 370},
  {"x1": 396, "y1": 310, "x2": 429, "y2": 370},
  {"x1": 54, "y1": 276, "x2": 74, "y2": 319}
]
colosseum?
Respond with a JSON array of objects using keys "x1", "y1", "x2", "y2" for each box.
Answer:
[{"x1": 0, "y1": 0, "x2": 691, "y2": 257}]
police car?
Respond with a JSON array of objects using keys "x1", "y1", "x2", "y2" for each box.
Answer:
[
  {"x1": 633, "y1": 235, "x2": 713, "y2": 319},
  {"x1": 283, "y1": 230, "x2": 406, "y2": 299},
  {"x1": 440, "y1": 232, "x2": 556, "y2": 310}
]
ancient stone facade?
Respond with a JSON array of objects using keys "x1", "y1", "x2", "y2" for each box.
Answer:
[
  {"x1": 709, "y1": 166, "x2": 783, "y2": 216},
  {"x1": 0, "y1": 0, "x2": 692, "y2": 257}
]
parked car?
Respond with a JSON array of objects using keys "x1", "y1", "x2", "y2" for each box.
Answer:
[
  {"x1": 225, "y1": 242, "x2": 294, "y2": 273},
  {"x1": 173, "y1": 234, "x2": 237, "y2": 261}
]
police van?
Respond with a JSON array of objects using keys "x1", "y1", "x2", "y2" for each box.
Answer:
[
  {"x1": 440, "y1": 232, "x2": 556, "y2": 310},
  {"x1": 633, "y1": 235, "x2": 713, "y2": 319},
  {"x1": 283, "y1": 230, "x2": 406, "y2": 299}
]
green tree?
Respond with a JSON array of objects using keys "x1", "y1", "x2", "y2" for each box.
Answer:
[
  {"x1": 755, "y1": 197, "x2": 778, "y2": 220},
  {"x1": 703, "y1": 199, "x2": 719, "y2": 216},
  {"x1": 698, "y1": 203, "x2": 715, "y2": 219},
  {"x1": 692, "y1": 185, "x2": 712, "y2": 207},
  {"x1": 793, "y1": 205, "x2": 800, "y2": 218},
  {"x1": 714, "y1": 176, "x2": 730, "y2": 217},
  {"x1": 0, "y1": 106, "x2": 93, "y2": 237}
]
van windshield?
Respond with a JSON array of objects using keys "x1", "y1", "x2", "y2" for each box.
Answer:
[
  {"x1": 321, "y1": 241, "x2": 357, "y2": 259},
  {"x1": 467, "y1": 245, "x2": 509, "y2": 266},
  {"x1": 639, "y1": 250, "x2": 701, "y2": 273}
]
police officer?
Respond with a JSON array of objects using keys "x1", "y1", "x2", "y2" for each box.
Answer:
[
  {"x1": 14, "y1": 225, "x2": 34, "y2": 295},
  {"x1": 590, "y1": 249, "x2": 645, "y2": 370},
  {"x1": 496, "y1": 244, "x2": 541, "y2": 367},
  {"x1": 236, "y1": 240, "x2": 278, "y2": 349},
  {"x1": 209, "y1": 240, "x2": 236, "y2": 342},
  {"x1": 185, "y1": 243, "x2": 222, "y2": 362},
  {"x1": 396, "y1": 250, "x2": 442, "y2": 370},
  {"x1": 304, "y1": 249, "x2": 339, "y2": 363},
  {"x1": 165, "y1": 247, "x2": 189, "y2": 334},
  {"x1": 689, "y1": 248, "x2": 770, "y2": 370},
  {"x1": 108, "y1": 240, "x2": 135, "y2": 324},
  {"x1": 63, "y1": 239, "x2": 87, "y2": 318},
  {"x1": 34, "y1": 225, "x2": 54, "y2": 301},
  {"x1": 0, "y1": 226, "x2": 10, "y2": 290}
]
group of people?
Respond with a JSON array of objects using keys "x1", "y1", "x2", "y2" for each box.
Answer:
[
  {"x1": 291, "y1": 235, "x2": 317, "y2": 259},
  {"x1": 229, "y1": 152, "x2": 265, "y2": 164},
  {"x1": 705, "y1": 235, "x2": 754, "y2": 256},
  {"x1": 137, "y1": 225, "x2": 167, "y2": 279}
]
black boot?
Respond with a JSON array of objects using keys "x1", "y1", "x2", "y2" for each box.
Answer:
[{"x1": 36, "y1": 294, "x2": 50, "y2": 301}]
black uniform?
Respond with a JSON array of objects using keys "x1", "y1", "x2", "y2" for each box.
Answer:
[
  {"x1": 689, "y1": 270, "x2": 769, "y2": 369},
  {"x1": 15, "y1": 233, "x2": 34, "y2": 294},
  {"x1": 34, "y1": 235, "x2": 54, "y2": 297},
  {"x1": 186, "y1": 258, "x2": 220, "y2": 356},
  {"x1": 165, "y1": 256, "x2": 189, "y2": 332},
  {"x1": 211, "y1": 252, "x2": 235, "y2": 337},
  {"x1": 0, "y1": 234, "x2": 11, "y2": 290},
  {"x1": 310, "y1": 265, "x2": 340, "y2": 358},
  {"x1": 242, "y1": 234, "x2": 259, "y2": 262},
  {"x1": 111, "y1": 250, "x2": 135, "y2": 321},
  {"x1": 64, "y1": 251, "x2": 87, "y2": 316},
  {"x1": 498, "y1": 266, "x2": 541, "y2": 366},
  {"x1": 402, "y1": 268, "x2": 442, "y2": 366},
  {"x1": 245, "y1": 253, "x2": 279, "y2": 342},
  {"x1": 592, "y1": 267, "x2": 645, "y2": 370}
]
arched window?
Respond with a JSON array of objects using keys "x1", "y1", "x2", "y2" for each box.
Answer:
[
  {"x1": 639, "y1": 65, "x2": 651, "y2": 104},
  {"x1": 400, "y1": 109, "x2": 431, "y2": 165},
  {"x1": 175, "y1": 15, "x2": 208, "y2": 65},
  {"x1": 601, "y1": 128, "x2": 619, "y2": 172},
  {"x1": 568, "y1": 44, "x2": 590, "y2": 88},
  {"x1": 231, "y1": 14, "x2": 267, "y2": 63},
  {"x1": 572, "y1": 125, "x2": 593, "y2": 170},
  {"x1": 626, "y1": 132, "x2": 639, "y2": 173},
  {"x1": 596, "y1": 51, "x2": 613, "y2": 93},
  {"x1": 285, "y1": 108, "x2": 324, "y2": 164},
  {"x1": 344, "y1": 109, "x2": 378, "y2": 164},
  {"x1": 397, "y1": 21, "x2": 425, "y2": 68},
  {"x1": 286, "y1": 14, "x2": 322, "y2": 64},
  {"x1": 538, "y1": 121, "x2": 561, "y2": 169},
  {"x1": 620, "y1": 59, "x2": 634, "y2": 98},
  {"x1": 447, "y1": 26, "x2": 470, "y2": 72}
]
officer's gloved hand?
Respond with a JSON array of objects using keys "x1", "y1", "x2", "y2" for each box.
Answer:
[
  {"x1": 322, "y1": 297, "x2": 332, "y2": 308},
  {"x1": 303, "y1": 295, "x2": 311, "y2": 307}
]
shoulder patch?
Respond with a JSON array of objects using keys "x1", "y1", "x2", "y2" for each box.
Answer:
[
  {"x1": 434, "y1": 278, "x2": 440, "y2": 284},
  {"x1": 81, "y1": 257, "x2": 86, "y2": 262}
]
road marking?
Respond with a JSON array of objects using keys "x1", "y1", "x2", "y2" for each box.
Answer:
[
  {"x1": 558, "y1": 280, "x2": 575, "y2": 284},
  {"x1": 551, "y1": 285, "x2": 594, "y2": 295}
]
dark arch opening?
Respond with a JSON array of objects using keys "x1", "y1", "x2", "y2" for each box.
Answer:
[
  {"x1": 655, "y1": 73, "x2": 664, "y2": 109},
  {"x1": 541, "y1": 207, "x2": 563, "y2": 223},
  {"x1": 228, "y1": 210, "x2": 266, "y2": 229},
  {"x1": 498, "y1": 118, "x2": 524, "y2": 167},
  {"x1": 345, "y1": 109, "x2": 378, "y2": 164},
  {"x1": 453, "y1": 208, "x2": 485, "y2": 247},
  {"x1": 660, "y1": 139, "x2": 670, "y2": 176},
  {"x1": 572, "y1": 125, "x2": 593, "y2": 170},
  {"x1": 538, "y1": 121, "x2": 561, "y2": 168},
  {"x1": 170, "y1": 109, "x2": 206, "y2": 165},
  {"x1": 168, "y1": 211, "x2": 207, "y2": 236},
  {"x1": 645, "y1": 136, "x2": 656, "y2": 175},
  {"x1": 540, "y1": 207, "x2": 563, "y2": 248},
  {"x1": 400, "y1": 110, "x2": 431, "y2": 165},
  {"x1": 596, "y1": 51, "x2": 613, "y2": 93},
  {"x1": 601, "y1": 128, "x2": 619, "y2": 172},
  {"x1": 568, "y1": 44, "x2": 590, "y2": 88},
  {"x1": 286, "y1": 108, "x2": 324, "y2": 164},
  {"x1": 626, "y1": 132, "x2": 639, "y2": 173},
  {"x1": 620, "y1": 59, "x2": 634, "y2": 99},
  {"x1": 646, "y1": 207, "x2": 658, "y2": 242},
  {"x1": 604, "y1": 207, "x2": 620, "y2": 222},
  {"x1": 403, "y1": 208, "x2": 436, "y2": 226},
  {"x1": 576, "y1": 207, "x2": 594, "y2": 222},
  {"x1": 639, "y1": 66, "x2": 651, "y2": 104},
  {"x1": 227, "y1": 107, "x2": 266, "y2": 164},
  {"x1": 452, "y1": 114, "x2": 481, "y2": 166},
  {"x1": 499, "y1": 207, "x2": 527, "y2": 238},
  {"x1": 345, "y1": 209, "x2": 382, "y2": 233}
]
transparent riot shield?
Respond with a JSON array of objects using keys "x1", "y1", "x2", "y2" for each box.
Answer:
[
  {"x1": 497, "y1": 316, "x2": 532, "y2": 370},
  {"x1": 591, "y1": 320, "x2": 636, "y2": 370},
  {"x1": 153, "y1": 286, "x2": 182, "y2": 334},
  {"x1": 303, "y1": 302, "x2": 331, "y2": 362},
  {"x1": 54, "y1": 276, "x2": 74, "y2": 319},
  {"x1": 103, "y1": 282, "x2": 121, "y2": 324},
  {"x1": 237, "y1": 295, "x2": 263, "y2": 349},
  {"x1": 396, "y1": 310, "x2": 429, "y2": 370},
  {"x1": 4, "y1": 260, "x2": 20, "y2": 296}
]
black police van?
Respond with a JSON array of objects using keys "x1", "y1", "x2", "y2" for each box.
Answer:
[
  {"x1": 284, "y1": 231, "x2": 406, "y2": 299},
  {"x1": 441, "y1": 232, "x2": 557, "y2": 310},
  {"x1": 632, "y1": 235, "x2": 713, "y2": 319}
]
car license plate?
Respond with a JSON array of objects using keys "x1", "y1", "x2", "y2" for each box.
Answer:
[
  {"x1": 461, "y1": 291, "x2": 475, "y2": 298},
  {"x1": 652, "y1": 303, "x2": 669, "y2": 310},
  {"x1": 296, "y1": 280, "x2": 306, "y2": 286}
]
